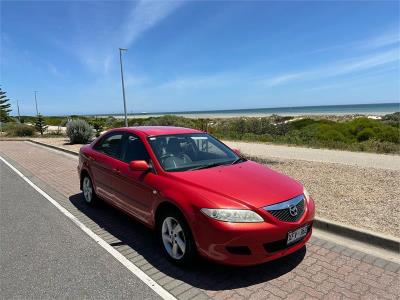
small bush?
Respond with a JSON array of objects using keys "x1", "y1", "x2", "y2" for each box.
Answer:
[
  {"x1": 89, "y1": 118, "x2": 105, "y2": 137},
  {"x1": 35, "y1": 114, "x2": 48, "y2": 135},
  {"x1": 3, "y1": 123, "x2": 35, "y2": 137},
  {"x1": 60, "y1": 118, "x2": 69, "y2": 127},
  {"x1": 66, "y1": 119, "x2": 93, "y2": 144},
  {"x1": 356, "y1": 128, "x2": 374, "y2": 142},
  {"x1": 105, "y1": 116, "x2": 117, "y2": 128}
]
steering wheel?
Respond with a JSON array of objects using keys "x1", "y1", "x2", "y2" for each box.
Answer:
[{"x1": 159, "y1": 153, "x2": 174, "y2": 161}]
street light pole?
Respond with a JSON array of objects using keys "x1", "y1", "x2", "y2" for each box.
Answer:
[
  {"x1": 17, "y1": 100, "x2": 21, "y2": 122},
  {"x1": 34, "y1": 91, "x2": 39, "y2": 116},
  {"x1": 119, "y1": 48, "x2": 128, "y2": 127}
]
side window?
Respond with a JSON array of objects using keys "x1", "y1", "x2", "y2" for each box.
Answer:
[
  {"x1": 94, "y1": 133, "x2": 123, "y2": 159},
  {"x1": 121, "y1": 134, "x2": 150, "y2": 163}
]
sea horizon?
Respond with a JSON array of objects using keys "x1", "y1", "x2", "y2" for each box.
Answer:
[{"x1": 93, "y1": 102, "x2": 399, "y2": 119}]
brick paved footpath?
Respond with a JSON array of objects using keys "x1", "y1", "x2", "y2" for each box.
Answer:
[{"x1": 1, "y1": 141, "x2": 399, "y2": 300}]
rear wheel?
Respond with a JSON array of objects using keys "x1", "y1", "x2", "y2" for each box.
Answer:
[
  {"x1": 158, "y1": 209, "x2": 196, "y2": 266},
  {"x1": 82, "y1": 175, "x2": 97, "y2": 206}
]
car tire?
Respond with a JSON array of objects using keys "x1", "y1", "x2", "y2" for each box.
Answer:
[
  {"x1": 158, "y1": 209, "x2": 197, "y2": 266},
  {"x1": 82, "y1": 174, "x2": 97, "y2": 206}
]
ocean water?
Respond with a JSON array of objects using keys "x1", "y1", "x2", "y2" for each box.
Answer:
[{"x1": 136, "y1": 102, "x2": 400, "y2": 117}]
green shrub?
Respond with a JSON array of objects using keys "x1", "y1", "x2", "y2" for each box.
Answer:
[
  {"x1": 105, "y1": 116, "x2": 117, "y2": 128},
  {"x1": 66, "y1": 119, "x2": 93, "y2": 144},
  {"x1": 89, "y1": 118, "x2": 105, "y2": 137},
  {"x1": 382, "y1": 112, "x2": 400, "y2": 128},
  {"x1": 356, "y1": 128, "x2": 374, "y2": 142},
  {"x1": 35, "y1": 114, "x2": 48, "y2": 135},
  {"x1": 44, "y1": 116, "x2": 64, "y2": 126},
  {"x1": 3, "y1": 123, "x2": 35, "y2": 137},
  {"x1": 60, "y1": 118, "x2": 69, "y2": 127}
]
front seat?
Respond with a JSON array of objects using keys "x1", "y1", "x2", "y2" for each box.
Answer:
[{"x1": 163, "y1": 138, "x2": 192, "y2": 169}]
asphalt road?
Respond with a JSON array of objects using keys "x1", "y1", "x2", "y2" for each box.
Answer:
[{"x1": 0, "y1": 160, "x2": 160, "y2": 300}]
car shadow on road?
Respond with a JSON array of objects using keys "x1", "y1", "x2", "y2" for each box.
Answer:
[{"x1": 69, "y1": 193, "x2": 306, "y2": 291}]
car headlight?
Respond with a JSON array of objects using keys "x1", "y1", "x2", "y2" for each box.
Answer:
[
  {"x1": 200, "y1": 208, "x2": 264, "y2": 223},
  {"x1": 303, "y1": 188, "x2": 310, "y2": 201}
]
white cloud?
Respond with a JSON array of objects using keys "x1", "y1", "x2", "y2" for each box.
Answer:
[
  {"x1": 47, "y1": 63, "x2": 63, "y2": 78},
  {"x1": 311, "y1": 29, "x2": 399, "y2": 54},
  {"x1": 68, "y1": 1, "x2": 183, "y2": 74},
  {"x1": 260, "y1": 48, "x2": 399, "y2": 87},
  {"x1": 358, "y1": 30, "x2": 400, "y2": 49},
  {"x1": 260, "y1": 73, "x2": 305, "y2": 87},
  {"x1": 121, "y1": 0, "x2": 184, "y2": 47}
]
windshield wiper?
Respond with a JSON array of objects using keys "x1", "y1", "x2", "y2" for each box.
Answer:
[
  {"x1": 188, "y1": 162, "x2": 227, "y2": 171},
  {"x1": 231, "y1": 157, "x2": 246, "y2": 164}
]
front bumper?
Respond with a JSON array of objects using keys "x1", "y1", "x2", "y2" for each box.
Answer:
[{"x1": 192, "y1": 197, "x2": 315, "y2": 266}]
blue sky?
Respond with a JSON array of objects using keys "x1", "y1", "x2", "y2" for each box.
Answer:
[{"x1": 1, "y1": 0, "x2": 399, "y2": 115}]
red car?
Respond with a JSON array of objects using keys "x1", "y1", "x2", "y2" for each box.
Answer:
[{"x1": 78, "y1": 126, "x2": 315, "y2": 266}]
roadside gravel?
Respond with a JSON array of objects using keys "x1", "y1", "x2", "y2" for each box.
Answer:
[{"x1": 224, "y1": 140, "x2": 400, "y2": 170}]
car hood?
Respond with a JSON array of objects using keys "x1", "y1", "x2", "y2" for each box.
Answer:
[{"x1": 167, "y1": 161, "x2": 303, "y2": 208}]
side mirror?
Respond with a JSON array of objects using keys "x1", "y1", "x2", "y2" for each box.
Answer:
[
  {"x1": 232, "y1": 148, "x2": 241, "y2": 155},
  {"x1": 129, "y1": 160, "x2": 150, "y2": 171}
]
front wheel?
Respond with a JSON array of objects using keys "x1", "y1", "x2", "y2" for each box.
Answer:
[
  {"x1": 158, "y1": 210, "x2": 197, "y2": 266},
  {"x1": 82, "y1": 175, "x2": 97, "y2": 206}
]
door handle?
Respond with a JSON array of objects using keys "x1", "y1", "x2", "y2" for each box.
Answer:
[
  {"x1": 112, "y1": 168, "x2": 121, "y2": 175},
  {"x1": 88, "y1": 156, "x2": 95, "y2": 162}
]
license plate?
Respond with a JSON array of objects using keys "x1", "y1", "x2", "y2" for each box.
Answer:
[{"x1": 287, "y1": 225, "x2": 308, "y2": 245}]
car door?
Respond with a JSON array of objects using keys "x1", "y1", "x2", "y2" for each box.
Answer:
[
  {"x1": 90, "y1": 132, "x2": 124, "y2": 204},
  {"x1": 111, "y1": 133, "x2": 157, "y2": 223}
]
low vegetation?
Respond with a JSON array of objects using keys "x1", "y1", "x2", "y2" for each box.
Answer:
[
  {"x1": 66, "y1": 119, "x2": 93, "y2": 144},
  {"x1": 124, "y1": 113, "x2": 400, "y2": 154},
  {"x1": 2, "y1": 112, "x2": 399, "y2": 154},
  {"x1": 209, "y1": 114, "x2": 400, "y2": 154},
  {"x1": 2, "y1": 123, "x2": 35, "y2": 137}
]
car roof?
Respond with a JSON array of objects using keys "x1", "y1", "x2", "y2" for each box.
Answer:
[{"x1": 111, "y1": 126, "x2": 203, "y2": 136}]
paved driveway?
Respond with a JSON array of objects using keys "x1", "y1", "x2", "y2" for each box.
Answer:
[{"x1": 0, "y1": 141, "x2": 399, "y2": 300}]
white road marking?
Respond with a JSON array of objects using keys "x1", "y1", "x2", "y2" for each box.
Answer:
[{"x1": 0, "y1": 155, "x2": 177, "y2": 300}]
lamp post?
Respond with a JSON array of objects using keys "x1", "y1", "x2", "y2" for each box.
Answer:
[
  {"x1": 119, "y1": 48, "x2": 128, "y2": 127},
  {"x1": 34, "y1": 91, "x2": 39, "y2": 116},
  {"x1": 17, "y1": 99, "x2": 21, "y2": 122}
]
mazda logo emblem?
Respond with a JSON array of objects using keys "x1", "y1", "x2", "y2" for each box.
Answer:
[{"x1": 288, "y1": 204, "x2": 298, "y2": 217}]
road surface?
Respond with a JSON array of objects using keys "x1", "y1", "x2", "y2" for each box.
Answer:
[{"x1": 0, "y1": 159, "x2": 160, "y2": 300}]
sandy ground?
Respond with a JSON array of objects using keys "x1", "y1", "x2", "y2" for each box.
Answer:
[
  {"x1": 225, "y1": 141, "x2": 400, "y2": 170},
  {"x1": 6, "y1": 137, "x2": 400, "y2": 238}
]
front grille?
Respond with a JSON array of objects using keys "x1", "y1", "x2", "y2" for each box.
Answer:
[
  {"x1": 226, "y1": 246, "x2": 252, "y2": 255},
  {"x1": 264, "y1": 195, "x2": 305, "y2": 222}
]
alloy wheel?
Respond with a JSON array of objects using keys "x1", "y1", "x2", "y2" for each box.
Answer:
[
  {"x1": 82, "y1": 176, "x2": 93, "y2": 204},
  {"x1": 161, "y1": 217, "x2": 186, "y2": 260}
]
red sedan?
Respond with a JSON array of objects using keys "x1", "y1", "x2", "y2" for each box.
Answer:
[{"x1": 78, "y1": 126, "x2": 315, "y2": 266}]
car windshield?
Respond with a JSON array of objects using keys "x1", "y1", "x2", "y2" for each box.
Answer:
[{"x1": 148, "y1": 133, "x2": 244, "y2": 172}]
